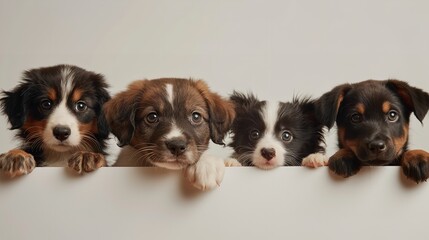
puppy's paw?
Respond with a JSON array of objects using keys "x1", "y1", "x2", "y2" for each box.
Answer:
[
  {"x1": 302, "y1": 153, "x2": 328, "y2": 168},
  {"x1": 68, "y1": 151, "x2": 106, "y2": 174},
  {"x1": 224, "y1": 158, "x2": 242, "y2": 167},
  {"x1": 401, "y1": 150, "x2": 429, "y2": 183},
  {"x1": 185, "y1": 155, "x2": 225, "y2": 191},
  {"x1": 328, "y1": 149, "x2": 361, "y2": 178},
  {"x1": 0, "y1": 150, "x2": 36, "y2": 177}
]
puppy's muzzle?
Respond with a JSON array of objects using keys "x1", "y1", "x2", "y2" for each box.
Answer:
[
  {"x1": 165, "y1": 138, "x2": 187, "y2": 156},
  {"x1": 53, "y1": 125, "x2": 71, "y2": 142}
]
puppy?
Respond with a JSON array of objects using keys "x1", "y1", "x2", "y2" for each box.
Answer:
[
  {"x1": 104, "y1": 78, "x2": 234, "y2": 190},
  {"x1": 0, "y1": 65, "x2": 111, "y2": 177},
  {"x1": 317, "y1": 80, "x2": 429, "y2": 183},
  {"x1": 228, "y1": 92, "x2": 327, "y2": 169}
]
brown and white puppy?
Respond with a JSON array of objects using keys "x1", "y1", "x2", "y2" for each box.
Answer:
[
  {"x1": 0, "y1": 65, "x2": 111, "y2": 177},
  {"x1": 104, "y1": 78, "x2": 235, "y2": 190},
  {"x1": 317, "y1": 80, "x2": 429, "y2": 183}
]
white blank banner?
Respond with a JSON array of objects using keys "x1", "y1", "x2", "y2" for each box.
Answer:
[{"x1": 0, "y1": 167, "x2": 426, "y2": 240}]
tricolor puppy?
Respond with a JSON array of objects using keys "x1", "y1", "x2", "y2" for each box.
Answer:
[
  {"x1": 0, "y1": 65, "x2": 111, "y2": 177},
  {"x1": 228, "y1": 92, "x2": 327, "y2": 169},
  {"x1": 104, "y1": 78, "x2": 234, "y2": 190},
  {"x1": 317, "y1": 80, "x2": 429, "y2": 183}
]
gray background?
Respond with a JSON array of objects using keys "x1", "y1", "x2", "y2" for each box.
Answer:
[{"x1": 1, "y1": 0, "x2": 428, "y2": 159}]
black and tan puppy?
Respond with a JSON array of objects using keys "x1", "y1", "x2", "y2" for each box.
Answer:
[{"x1": 317, "y1": 80, "x2": 429, "y2": 183}]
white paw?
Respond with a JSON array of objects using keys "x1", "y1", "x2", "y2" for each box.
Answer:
[
  {"x1": 224, "y1": 158, "x2": 242, "y2": 167},
  {"x1": 301, "y1": 153, "x2": 328, "y2": 168},
  {"x1": 185, "y1": 154, "x2": 225, "y2": 191}
]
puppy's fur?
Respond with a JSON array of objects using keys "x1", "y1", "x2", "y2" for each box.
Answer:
[
  {"x1": 317, "y1": 80, "x2": 429, "y2": 182},
  {"x1": 228, "y1": 92, "x2": 327, "y2": 169},
  {"x1": 0, "y1": 65, "x2": 111, "y2": 177},
  {"x1": 104, "y1": 78, "x2": 234, "y2": 190}
]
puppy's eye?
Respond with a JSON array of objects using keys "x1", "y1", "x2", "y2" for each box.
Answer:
[
  {"x1": 146, "y1": 112, "x2": 159, "y2": 124},
  {"x1": 249, "y1": 130, "x2": 260, "y2": 140},
  {"x1": 40, "y1": 99, "x2": 53, "y2": 110},
  {"x1": 351, "y1": 113, "x2": 363, "y2": 123},
  {"x1": 387, "y1": 110, "x2": 399, "y2": 122},
  {"x1": 190, "y1": 112, "x2": 203, "y2": 125},
  {"x1": 75, "y1": 101, "x2": 88, "y2": 112},
  {"x1": 281, "y1": 131, "x2": 293, "y2": 142}
]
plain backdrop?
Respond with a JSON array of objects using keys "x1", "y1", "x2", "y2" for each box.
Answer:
[
  {"x1": 1, "y1": 0, "x2": 429, "y2": 158},
  {"x1": 2, "y1": 1, "x2": 429, "y2": 240}
]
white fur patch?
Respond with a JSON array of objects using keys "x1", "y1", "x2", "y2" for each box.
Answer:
[
  {"x1": 301, "y1": 153, "x2": 328, "y2": 168},
  {"x1": 185, "y1": 152, "x2": 225, "y2": 191},
  {"x1": 252, "y1": 101, "x2": 286, "y2": 169},
  {"x1": 61, "y1": 66, "x2": 74, "y2": 96},
  {"x1": 165, "y1": 122, "x2": 183, "y2": 140},
  {"x1": 165, "y1": 83, "x2": 174, "y2": 109}
]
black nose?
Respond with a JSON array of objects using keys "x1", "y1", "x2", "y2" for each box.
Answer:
[
  {"x1": 368, "y1": 140, "x2": 387, "y2": 154},
  {"x1": 261, "y1": 148, "x2": 276, "y2": 160},
  {"x1": 165, "y1": 139, "x2": 187, "y2": 156},
  {"x1": 53, "y1": 126, "x2": 71, "y2": 141}
]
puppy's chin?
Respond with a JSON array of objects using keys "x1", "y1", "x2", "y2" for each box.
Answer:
[
  {"x1": 152, "y1": 161, "x2": 186, "y2": 170},
  {"x1": 45, "y1": 144, "x2": 75, "y2": 153},
  {"x1": 355, "y1": 151, "x2": 397, "y2": 166},
  {"x1": 252, "y1": 157, "x2": 282, "y2": 170}
]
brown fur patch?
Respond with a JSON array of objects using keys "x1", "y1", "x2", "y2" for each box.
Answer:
[
  {"x1": 22, "y1": 118, "x2": 47, "y2": 140},
  {"x1": 72, "y1": 89, "x2": 83, "y2": 102},
  {"x1": 79, "y1": 119, "x2": 98, "y2": 134},
  {"x1": 0, "y1": 149, "x2": 36, "y2": 177},
  {"x1": 402, "y1": 150, "x2": 429, "y2": 163},
  {"x1": 393, "y1": 124, "x2": 409, "y2": 155},
  {"x1": 382, "y1": 101, "x2": 391, "y2": 113},
  {"x1": 338, "y1": 127, "x2": 358, "y2": 154},
  {"x1": 330, "y1": 148, "x2": 355, "y2": 161},
  {"x1": 356, "y1": 103, "x2": 365, "y2": 114},
  {"x1": 47, "y1": 88, "x2": 57, "y2": 101}
]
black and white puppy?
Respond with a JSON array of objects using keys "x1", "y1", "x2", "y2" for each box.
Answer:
[
  {"x1": 104, "y1": 78, "x2": 235, "y2": 190},
  {"x1": 228, "y1": 92, "x2": 327, "y2": 169},
  {"x1": 0, "y1": 65, "x2": 111, "y2": 177}
]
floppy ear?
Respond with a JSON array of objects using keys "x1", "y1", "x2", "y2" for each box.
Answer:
[
  {"x1": 315, "y1": 84, "x2": 352, "y2": 129},
  {"x1": 1, "y1": 83, "x2": 31, "y2": 130},
  {"x1": 103, "y1": 80, "x2": 145, "y2": 147},
  {"x1": 92, "y1": 74, "x2": 111, "y2": 139},
  {"x1": 386, "y1": 79, "x2": 429, "y2": 123},
  {"x1": 195, "y1": 80, "x2": 235, "y2": 145}
]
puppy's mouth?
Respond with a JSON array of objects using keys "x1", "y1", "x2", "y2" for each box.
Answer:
[
  {"x1": 46, "y1": 142, "x2": 75, "y2": 152},
  {"x1": 152, "y1": 159, "x2": 188, "y2": 170}
]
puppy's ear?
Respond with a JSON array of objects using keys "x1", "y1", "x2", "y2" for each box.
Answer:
[
  {"x1": 104, "y1": 80, "x2": 145, "y2": 147},
  {"x1": 230, "y1": 91, "x2": 261, "y2": 114},
  {"x1": 195, "y1": 80, "x2": 235, "y2": 145},
  {"x1": 315, "y1": 84, "x2": 352, "y2": 129},
  {"x1": 92, "y1": 74, "x2": 111, "y2": 139},
  {"x1": 1, "y1": 83, "x2": 31, "y2": 130},
  {"x1": 386, "y1": 79, "x2": 429, "y2": 123}
]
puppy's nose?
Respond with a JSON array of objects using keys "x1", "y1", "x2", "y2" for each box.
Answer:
[
  {"x1": 261, "y1": 148, "x2": 276, "y2": 160},
  {"x1": 53, "y1": 125, "x2": 71, "y2": 141},
  {"x1": 165, "y1": 139, "x2": 187, "y2": 156},
  {"x1": 368, "y1": 140, "x2": 387, "y2": 154}
]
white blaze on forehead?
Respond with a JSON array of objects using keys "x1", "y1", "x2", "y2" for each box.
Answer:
[
  {"x1": 262, "y1": 101, "x2": 279, "y2": 135},
  {"x1": 165, "y1": 121, "x2": 184, "y2": 140},
  {"x1": 165, "y1": 83, "x2": 174, "y2": 109},
  {"x1": 61, "y1": 66, "x2": 74, "y2": 96}
]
